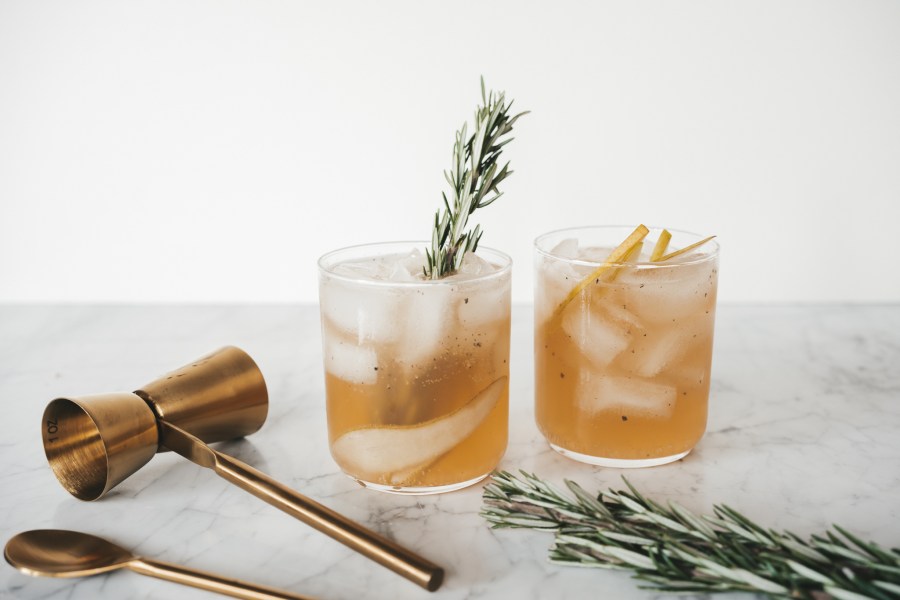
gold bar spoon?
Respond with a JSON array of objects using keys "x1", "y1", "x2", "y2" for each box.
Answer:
[{"x1": 4, "y1": 529, "x2": 314, "y2": 600}]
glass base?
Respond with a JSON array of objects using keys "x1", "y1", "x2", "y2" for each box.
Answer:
[
  {"x1": 550, "y1": 443, "x2": 691, "y2": 468},
  {"x1": 348, "y1": 472, "x2": 491, "y2": 495}
]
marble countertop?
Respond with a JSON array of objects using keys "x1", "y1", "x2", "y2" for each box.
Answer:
[{"x1": 1, "y1": 304, "x2": 898, "y2": 600}]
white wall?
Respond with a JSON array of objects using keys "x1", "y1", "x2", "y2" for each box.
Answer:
[{"x1": 1, "y1": 0, "x2": 898, "y2": 303}]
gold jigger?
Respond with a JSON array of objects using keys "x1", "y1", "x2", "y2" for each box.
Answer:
[{"x1": 41, "y1": 346, "x2": 444, "y2": 592}]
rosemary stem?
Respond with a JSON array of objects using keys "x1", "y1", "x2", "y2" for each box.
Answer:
[
  {"x1": 481, "y1": 471, "x2": 900, "y2": 600},
  {"x1": 424, "y1": 78, "x2": 527, "y2": 279}
]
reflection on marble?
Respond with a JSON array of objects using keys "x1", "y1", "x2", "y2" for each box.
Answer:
[{"x1": 1, "y1": 304, "x2": 898, "y2": 599}]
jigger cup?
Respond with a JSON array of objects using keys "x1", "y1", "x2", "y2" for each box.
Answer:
[
  {"x1": 43, "y1": 392, "x2": 159, "y2": 501},
  {"x1": 40, "y1": 346, "x2": 444, "y2": 591},
  {"x1": 135, "y1": 344, "x2": 268, "y2": 445}
]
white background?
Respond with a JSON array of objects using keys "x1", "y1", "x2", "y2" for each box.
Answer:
[{"x1": 1, "y1": 0, "x2": 898, "y2": 304}]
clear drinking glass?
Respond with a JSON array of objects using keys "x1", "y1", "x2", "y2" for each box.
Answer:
[
  {"x1": 534, "y1": 226, "x2": 719, "y2": 467},
  {"x1": 318, "y1": 242, "x2": 511, "y2": 494}
]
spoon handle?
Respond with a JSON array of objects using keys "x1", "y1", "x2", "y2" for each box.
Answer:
[
  {"x1": 159, "y1": 421, "x2": 444, "y2": 592},
  {"x1": 128, "y1": 558, "x2": 313, "y2": 600}
]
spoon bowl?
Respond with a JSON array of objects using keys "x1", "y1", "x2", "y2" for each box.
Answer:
[{"x1": 4, "y1": 529, "x2": 134, "y2": 578}]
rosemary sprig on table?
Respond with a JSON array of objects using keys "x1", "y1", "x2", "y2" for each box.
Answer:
[
  {"x1": 481, "y1": 471, "x2": 900, "y2": 599},
  {"x1": 424, "y1": 78, "x2": 527, "y2": 278}
]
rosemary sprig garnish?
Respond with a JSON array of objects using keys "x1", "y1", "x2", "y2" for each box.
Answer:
[
  {"x1": 482, "y1": 471, "x2": 900, "y2": 599},
  {"x1": 424, "y1": 78, "x2": 527, "y2": 278}
]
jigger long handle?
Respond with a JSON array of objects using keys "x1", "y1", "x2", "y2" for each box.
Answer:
[
  {"x1": 129, "y1": 557, "x2": 314, "y2": 600},
  {"x1": 159, "y1": 421, "x2": 444, "y2": 592}
]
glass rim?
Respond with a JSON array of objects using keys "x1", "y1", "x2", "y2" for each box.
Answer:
[
  {"x1": 318, "y1": 241, "x2": 512, "y2": 288},
  {"x1": 534, "y1": 225, "x2": 719, "y2": 269}
]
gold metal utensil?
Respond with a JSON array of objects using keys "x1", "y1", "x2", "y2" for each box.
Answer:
[
  {"x1": 4, "y1": 529, "x2": 313, "y2": 600},
  {"x1": 41, "y1": 347, "x2": 444, "y2": 592}
]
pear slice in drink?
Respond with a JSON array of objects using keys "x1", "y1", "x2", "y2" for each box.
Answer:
[
  {"x1": 657, "y1": 235, "x2": 716, "y2": 262},
  {"x1": 553, "y1": 224, "x2": 649, "y2": 321},
  {"x1": 650, "y1": 229, "x2": 672, "y2": 262},
  {"x1": 331, "y1": 376, "x2": 507, "y2": 483}
]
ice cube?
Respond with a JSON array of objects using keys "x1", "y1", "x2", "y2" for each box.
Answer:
[
  {"x1": 617, "y1": 325, "x2": 697, "y2": 378},
  {"x1": 333, "y1": 256, "x2": 396, "y2": 280},
  {"x1": 561, "y1": 302, "x2": 632, "y2": 368},
  {"x1": 536, "y1": 258, "x2": 580, "y2": 320},
  {"x1": 457, "y1": 284, "x2": 509, "y2": 329},
  {"x1": 578, "y1": 244, "x2": 650, "y2": 264},
  {"x1": 578, "y1": 246, "x2": 614, "y2": 262},
  {"x1": 456, "y1": 277, "x2": 509, "y2": 329},
  {"x1": 388, "y1": 249, "x2": 427, "y2": 281},
  {"x1": 387, "y1": 264, "x2": 417, "y2": 282},
  {"x1": 329, "y1": 250, "x2": 427, "y2": 283},
  {"x1": 670, "y1": 362, "x2": 709, "y2": 390},
  {"x1": 549, "y1": 238, "x2": 579, "y2": 259},
  {"x1": 394, "y1": 284, "x2": 452, "y2": 368},
  {"x1": 323, "y1": 336, "x2": 379, "y2": 385},
  {"x1": 616, "y1": 259, "x2": 717, "y2": 325},
  {"x1": 322, "y1": 249, "x2": 459, "y2": 364},
  {"x1": 331, "y1": 262, "x2": 375, "y2": 278},
  {"x1": 319, "y1": 279, "x2": 403, "y2": 343},
  {"x1": 447, "y1": 251, "x2": 494, "y2": 279},
  {"x1": 602, "y1": 301, "x2": 644, "y2": 330},
  {"x1": 320, "y1": 251, "x2": 435, "y2": 341},
  {"x1": 577, "y1": 373, "x2": 677, "y2": 418}
]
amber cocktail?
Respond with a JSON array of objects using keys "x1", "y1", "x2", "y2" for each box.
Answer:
[
  {"x1": 534, "y1": 226, "x2": 719, "y2": 467},
  {"x1": 318, "y1": 242, "x2": 511, "y2": 493}
]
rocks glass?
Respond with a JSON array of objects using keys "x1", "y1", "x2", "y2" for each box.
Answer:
[
  {"x1": 318, "y1": 242, "x2": 511, "y2": 493},
  {"x1": 534, "y1": 226, "x2": 719, "y2": 467}
]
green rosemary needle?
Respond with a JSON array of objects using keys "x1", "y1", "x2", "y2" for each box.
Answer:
[
  {"x1": 481, "y1": 471, "x2": 900, "y2": 599},
  {"x1": 424, "y1": 78, "x2": 527, "y2": 279}
]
